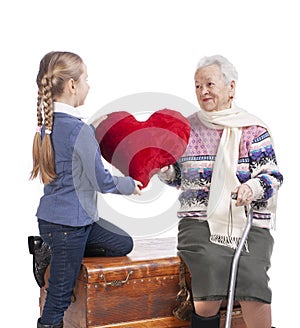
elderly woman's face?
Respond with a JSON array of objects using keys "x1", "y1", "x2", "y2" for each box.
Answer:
[{"x1": 194, "y1": 64, "x2": 235, "y2": 112}]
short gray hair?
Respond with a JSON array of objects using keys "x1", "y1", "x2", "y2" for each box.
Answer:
[{"x1": 196, "y1": 55, "x2": 238, "y2": 85}]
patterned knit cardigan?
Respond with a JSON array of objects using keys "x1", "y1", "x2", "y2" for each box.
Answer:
[{"x1": 162, "y1": 112, "x2": 283, "y2": 229}]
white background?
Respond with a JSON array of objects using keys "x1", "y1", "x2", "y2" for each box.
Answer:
[{"x1": 1, "y1": 1, "x2": 298, "y2": 326}]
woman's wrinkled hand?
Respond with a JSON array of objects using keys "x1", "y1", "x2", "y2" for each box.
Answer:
[
  {"x1": 232, "y1": 184, "x2": 254, "y2": 206},
  {"x1": 157, "y1": 165, "x2": 175, "y2": 180},
  {"x1": 160, "y1": 166, "x2": 169, "y2": 173}
]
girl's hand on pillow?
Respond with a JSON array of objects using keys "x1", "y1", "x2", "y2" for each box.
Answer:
[{"x1": 133, "y1": 180, "x2": 143, "y2": 195}]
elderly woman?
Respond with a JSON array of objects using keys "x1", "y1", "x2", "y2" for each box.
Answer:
[{"x1": 159, "y1": 55, "x2": 283, "y2": 328}]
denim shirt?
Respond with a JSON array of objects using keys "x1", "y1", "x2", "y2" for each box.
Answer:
[{"x1": 36, "y1": 106, "x2": 135, "y2": 227}]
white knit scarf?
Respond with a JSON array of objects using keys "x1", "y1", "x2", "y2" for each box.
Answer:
[{"x1": 197, "y1": 104, "x2": 269, "y2": 250}]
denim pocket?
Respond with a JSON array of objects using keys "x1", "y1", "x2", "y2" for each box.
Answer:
[
  {"x1": 38, "y1": 219, "x2": 90, "y2": 252},
  {"x1": 39, "y1": 220, "x2": 73, "y2": 248}
]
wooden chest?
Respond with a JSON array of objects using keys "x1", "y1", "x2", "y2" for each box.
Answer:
[{"x1": 40, "y1": 238, "x2": 246, "y2": 327}]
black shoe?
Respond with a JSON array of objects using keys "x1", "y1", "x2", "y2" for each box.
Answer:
[
  {"x1": 37, "y1": 318, "x2": 63, "y2": 327},
  {"x1": 28, "y1": 236, "x2": 51, "y2": 288}
]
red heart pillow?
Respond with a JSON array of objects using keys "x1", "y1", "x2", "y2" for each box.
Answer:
[{"x1": 95, "y1": 109, "x2": 190, "y2": 189}]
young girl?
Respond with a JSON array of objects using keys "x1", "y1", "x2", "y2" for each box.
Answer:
[{"x1": 29, "y1": 51, "x2": 142, "y2": 328}]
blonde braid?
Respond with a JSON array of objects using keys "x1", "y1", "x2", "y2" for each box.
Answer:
[
  {"x1": 37, "y1": 88, "x2": 43, "y2": 127},
  {"x1": 30, "y1": 89, "x2": 43, "y2": 180},
  {"x1": 42, "y1": 76, "x2": 53, "y2": 132},
  {"x1": 39, "y1": 75, "x2": 57, "y2": 184}
]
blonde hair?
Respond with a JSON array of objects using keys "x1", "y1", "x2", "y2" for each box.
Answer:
[{"x1": 30, "y1": 51, "x2": 84, "y2": 184}]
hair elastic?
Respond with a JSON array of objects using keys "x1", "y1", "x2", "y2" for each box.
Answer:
[
  {"x1": 45, "y1": 129, "x2": 52, "y2": 135},
  {"x1": 36, "y1": 126, "x2": 42, "y2": 133}
]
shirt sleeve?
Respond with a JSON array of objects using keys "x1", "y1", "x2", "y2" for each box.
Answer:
[
  {"x1": 157, "y1": 162, "x2": 182, "y2": 188},
  {"x1": 245, "y1": 128, "x2": 283, "y2": 201},
  {"x1": 72, "y1": 123, "x2": 135, "y2": 195}
]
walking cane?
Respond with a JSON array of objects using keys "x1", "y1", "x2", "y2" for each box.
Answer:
[{"x1": 225, "y1": 194, "x2": 253, "y2": 328}]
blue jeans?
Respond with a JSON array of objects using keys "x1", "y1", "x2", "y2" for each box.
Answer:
[{"x1": 38, "y1": 218, "x2": 133, "y2": 325}]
